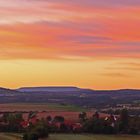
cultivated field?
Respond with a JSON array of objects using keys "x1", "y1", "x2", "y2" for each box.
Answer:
[
  {"x1": 46, "y1": 134, "x2": 140, "y2": 140},
  {"x1": 0, "y1": 103, "x2": 109, "y2": 122},
  {"x1": 0, "y1": 103, "x2": 86, "y2": 112}
]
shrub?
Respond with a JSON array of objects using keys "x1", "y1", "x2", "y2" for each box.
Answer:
[{"x1": 23, "y1": 132, "x2": 39, "y2": 140}]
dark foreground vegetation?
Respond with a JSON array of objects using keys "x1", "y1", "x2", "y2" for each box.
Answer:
[{"x1": 0, "y1": 109, "x2": 139, "y2": 140}]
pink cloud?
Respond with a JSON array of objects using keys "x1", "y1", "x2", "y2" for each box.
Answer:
[{"x1": 0, "y1": 0, "x2": 139, "y2": 60}]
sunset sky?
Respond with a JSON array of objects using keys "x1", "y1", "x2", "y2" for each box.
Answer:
[{"x1": 0, "y1": 0, "x2": 140, "y2": 89}]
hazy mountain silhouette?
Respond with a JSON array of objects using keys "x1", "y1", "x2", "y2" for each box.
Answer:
[{"x1": 0, "y1": 86, "x2": 139, "y2": 106}]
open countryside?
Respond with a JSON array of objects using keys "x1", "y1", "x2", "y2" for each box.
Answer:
[{"x1": 0, "y1": 0, "x2": 140, "y2": 139}]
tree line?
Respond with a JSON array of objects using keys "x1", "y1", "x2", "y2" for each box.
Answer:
[{"x1": 0, "y1": 109, "x2": 139, "y2": 140}]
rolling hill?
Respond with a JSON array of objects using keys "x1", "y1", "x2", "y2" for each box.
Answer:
[{"x1": 0, "y1": 86, "x2": 139, "y2": 107}]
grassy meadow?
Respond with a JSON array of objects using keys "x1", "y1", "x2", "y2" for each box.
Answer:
[
  {"x1": 0, "y1": 133, "x2": 140, "y2": 140},
  {"x1": 47, "y1": 134, "x2": 140, "y2": 140},
  {"x1": 0, "y1": 133, "x2": 21, "y2": 140},
  {"x1": 0, "y1": 103, "x2": 86, "y2": 112}
]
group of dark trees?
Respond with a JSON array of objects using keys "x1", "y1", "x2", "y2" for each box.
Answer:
[
  {"x1": 0, "y1": 112, "x2": 23, "y2": 132},
  {"x1": 22, "y1": 115, "x2": 66, "y2": 140},
  {"x1": 80, "y1": 109, "x2": 140, "y2": 135},
  {"x1": 0, "y1": 112, "x2": 49, "y2": 140},
  {"x1": 23, "y1": 120, "x2": 49, "y2": 140},
  {"x1": 0, "y1": 109, "x2": 139, "y2": 140}
]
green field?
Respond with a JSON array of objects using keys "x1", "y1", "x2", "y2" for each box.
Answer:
[
  {"x1": 0, "y1": 103, "x2": 87, "y2": 112},
  {"x1": 0, "y1": 134, "x2": 140, "y2": 140},
  {"x1": 47, "y1": 134, "x2": 140, "y2": 140},
  {"x1": 42, "y1": 103, "x2": 87, "y2": 112}
]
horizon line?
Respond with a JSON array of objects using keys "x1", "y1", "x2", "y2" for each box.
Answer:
[{"x1": 0, "y1": 86, "x2": 140, "y2": 91}]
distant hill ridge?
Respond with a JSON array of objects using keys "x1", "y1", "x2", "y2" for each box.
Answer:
[
  {"x1": 0, "y1": 86, "x2": 139, "y2": 94},
  {"x1": 0, "y1": 87, "x2": 19, "y2": 94},
  {"x1": 0, "y1": 86, "x2": 140, "y2": 104},
  {"x1": 17, "y1": 86, "x2": 83, "y2": 92},
  {"x1": 17, "y1": 86, "x2": 140, "y2": 92}
]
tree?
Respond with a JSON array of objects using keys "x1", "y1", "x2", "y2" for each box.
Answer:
[
  {"x1": 23, "y1": 132, "x2": 39, "y2": 140},
  {"x1": 93, "y1": 112, "x2": 99, "y2": 119},
  {"x1": 2, "y1": 113, "x2": 23, "y2": 132},
  {"x1": 47, "y1": 116, "x2": 52, "y2": 122},
  {"x1": 79, "y1": 112, "x2": 87, "y2": 122},
  {"x1": 53, "y1": 116, "x2": 65, "y2": 123},
  {"x1": 23, "y1": 119, "x2": 49, "y2": 140},
  {"x1": 60, "y1": 123, "x2": 68, "y2": 132},
  {"x1": 119, "y1": 109, "x2": 129, "y2": 133}
]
